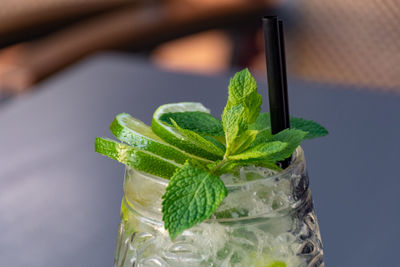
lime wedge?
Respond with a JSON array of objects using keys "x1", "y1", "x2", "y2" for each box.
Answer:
[
  {"x1": 152, "y1": 102, "x2": 222, "y2": 160},
  {"x1": 266, "y1": 261, "x2": 286, "y2": 267},
  {"x1": 110, "y1": 113, "x2": 212, "y2": 165},
  {"x1": 248, "y1": 251, "x2": 287, "y2": 267},
  {"x1": 95, "y1": 137, "x2": 181, "y2": 179}
]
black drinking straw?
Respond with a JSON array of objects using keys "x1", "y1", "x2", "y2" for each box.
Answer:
[
  {"x1": 278, "y1": 20, "x2": 290, "y2": 129},
  {"x1": 262, "y1": 16, "x2": 291, "y2": 168}
]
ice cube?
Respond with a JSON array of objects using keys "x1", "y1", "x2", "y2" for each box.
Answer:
[
  {"x1": 240, "y1": 166, "x2": 278, "y2": 182},
  {"x1": 163, "y1": 243, "x2": 204, "y2": 266},
  {"x1": 138, "y1": 256, "x2": 169, "y2": 267}
]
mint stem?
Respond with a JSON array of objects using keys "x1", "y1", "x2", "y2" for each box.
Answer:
[{"x1": 212, "y1": 158, "x2": 228, "y2": 174}]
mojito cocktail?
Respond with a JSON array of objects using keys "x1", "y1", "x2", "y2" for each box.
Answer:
[
  {"x1": 95, "y1": 69, "x2": 327, "y2": 267},
  {"x1": 115, "y1": 147, "x2": 323, "y2": 267}
]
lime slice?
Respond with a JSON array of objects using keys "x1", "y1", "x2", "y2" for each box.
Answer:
[
  {"x1": 152, "y1": 102, "x2": 222, "y2": 160},
  {"x1": 110, "y1": 113, "x2": 212, "y2": 165},
  {"x1": 266, "y1": 261, "x2": 286, "y2": 267},
  {"x1": 95, "y1": 137, "x2": 181, "y2": 179},
  {"x1": 248, "y1": 251, "x2": 287, "y2": 267}
]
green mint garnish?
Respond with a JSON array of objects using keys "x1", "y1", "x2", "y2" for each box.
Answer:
[
  {"x1": 170, "y1": 119, "x2": 225, "y2": 158},
  {"x1": 201, "y1": 135, "x2": 226, "y2": 152},
  {"x1": 251, "y1": 112, "x2": 328, "y2": 139},
  {"x1": 222, "y1": 104, "x2": 248, "y2": 155},
  {"x1": 227, "y1": 141, "x2": 287, "y2": 161},
  {"x1": 162, "y1": 162, "x2": 227, "y2": 240},
  {"x1": 160, "y1": 111, "x2": 224, "y2": 136},
  {"x1": 289, "y1": 117, "x2": 328, "y2": 139},
  {"x1": 225, "y1": 68, "x2": 262, "y2": 124},
  {"x1": 221, "y1": 69, "x2": 262, "y2": 156},
  {"x1": 249, "y1": 112, "x2": 271, "y2": 130},
  {"x1": 270, "y1": 128, "x2": 307, "y2": 161},
  {"x1": 96, "y1": 68, "x2": 328, "y2": 239},
  {"x1": 225, "y1": 129, "x2": 259, "y2": 156},
  {"x1": 161, "y1": 69, "x2": 324, "y2": 238}
]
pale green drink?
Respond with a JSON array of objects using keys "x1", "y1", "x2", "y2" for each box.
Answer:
[{"x1": 114, "y1": 147, "x2": 324, "y2": 267}]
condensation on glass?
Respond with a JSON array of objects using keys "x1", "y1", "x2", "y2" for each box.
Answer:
[{"x1": 114, "y1": 147, "x2": 324, "y2": 267}]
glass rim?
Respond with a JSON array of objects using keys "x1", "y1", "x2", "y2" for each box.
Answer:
[{"x1": 127, "y1": 146, "x2": 305, "y2": 188}]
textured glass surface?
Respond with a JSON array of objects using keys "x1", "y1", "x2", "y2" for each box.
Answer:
[{"x1": 114, "y1": 147, "x2": 324, "y2": 267}]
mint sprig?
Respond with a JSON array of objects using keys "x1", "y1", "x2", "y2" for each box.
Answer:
[
  {"x1": 170, "y1": 119, "x2": 225, "y2": 158},
  {"x1": 227, "y1": 141, "x2": 287, "y2": 161},
  {"x1": 160, "y1": 111, "x2": 224, "y2": 136},
  {"x1": 250, "y1": 112, "x2": 328, "y2": 139},
  {"x1": 290, "y1": 117, "x2": 328, "y2": 139},
  {"x1": 226, "y1": 129, "x2": 258, "y2": 155},
  {"x1": 96, "y1": 68, "x2": 328, "y2": 239},
  {"x1": 162, "y1": 162, "x2": 227, "y2": 240},
  {"x1": 222, "y1": 104, "x2": 248, "y2": 155},
  {"x1": 158, "y1": 69, "x2": 328, "y2": 238},
  {"x1": 222, "y1": 69, "x2": 262, "y2": 156},
  {"x1": 225, "y1": 68, "x2": 262, "y2": 124},
  {"x1": 269, "y1": 128, "x2": 307, "y2": 161}
]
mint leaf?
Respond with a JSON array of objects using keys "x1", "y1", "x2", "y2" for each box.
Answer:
[
  {"x1": 228, "y1": 68, "x2": 257, "y2": 101},
  {"x1": 228, "y1": 141, "x2": 287, "y2": 161},
  {"x1": 225, "y1": 68, "x2": 262, "y2": 124},
  {"x1": 251, "y1": 112, "x2": 328, "y2": 139},
  {"x1": 222, "y1": 104, "x2": 247, "y2": 152},
  {"x1": 249, "y1": 112, "x2": 270, "y2": 130},
  {"x1": 250, "y1": 128, "x2": 273, "y2": 148},
  {"x1": 214, "y1": 157, "x2": 282, "y2": 174},
  {"x1": 248, "y1": 113, "x2": 273, "y2": 147},
  {"x1": 290, "y1": 117, "x2": 328, "y2": 139},
  {"x1": 215, "y1": 161, "x2": 240, "y2": 174},
  {"x1": 160, "y1": 111, "x2": 224, "y2": 136},
  {"x1": 267, "y1": 128, "x2": 307, "y2": 162},
  {"x1": 162, "y1": 162, "x2": 227, "y2": 239},
  {"x1": 243, "y1": 128, "x2": 307, "y2": 163},
  {"x1": 221, "y1": 69, "x2": 263, "y2": 156},
  {"x1": 170, "y1": 119, "x2": 224, "y2": 158},
  {"x1": 226, "y1": 130, "x2": 258, "y2": 155},
  {"x1": 201, "y1": 135, "x2": 226, "y2": 152}
]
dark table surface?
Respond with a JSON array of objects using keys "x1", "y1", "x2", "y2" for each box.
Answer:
[{"x1": 1, "y1": 53, "x2": 399, "y2": 267}]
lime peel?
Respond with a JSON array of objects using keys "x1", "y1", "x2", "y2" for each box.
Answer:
[
  {"x1": 95, "y1": 137, "x2": 181, "y2": 179},
  {"x1": 110, "y1": 113, "x2": 212, "y2": 165},
  {"x1": 152, "y1": 102, "x2": 223, "y2": 160}
]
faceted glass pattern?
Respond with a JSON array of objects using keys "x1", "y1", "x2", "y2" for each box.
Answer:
[{"x1": 114, "y1": 147, "x2": 324, "y2": 267}]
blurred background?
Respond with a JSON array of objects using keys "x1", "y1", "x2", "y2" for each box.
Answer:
[
  {"x1": 0, "y1": 0, "x2": 399, "y2": 101},
  {"x1": 1, "y1": 2, "x2": 399, "y2": 266}
]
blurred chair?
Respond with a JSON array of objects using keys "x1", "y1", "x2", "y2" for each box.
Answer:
[
  {"x1": 0, "y1": 0, "x2": 133, "y2": 48},
  {"x1": 0, "y1": 0, "x2": 277, "y2": 95}
]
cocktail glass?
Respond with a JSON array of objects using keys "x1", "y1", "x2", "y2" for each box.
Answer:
[{"x1": 114, "y1": 147, "x2": 324, "y2": 267}]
